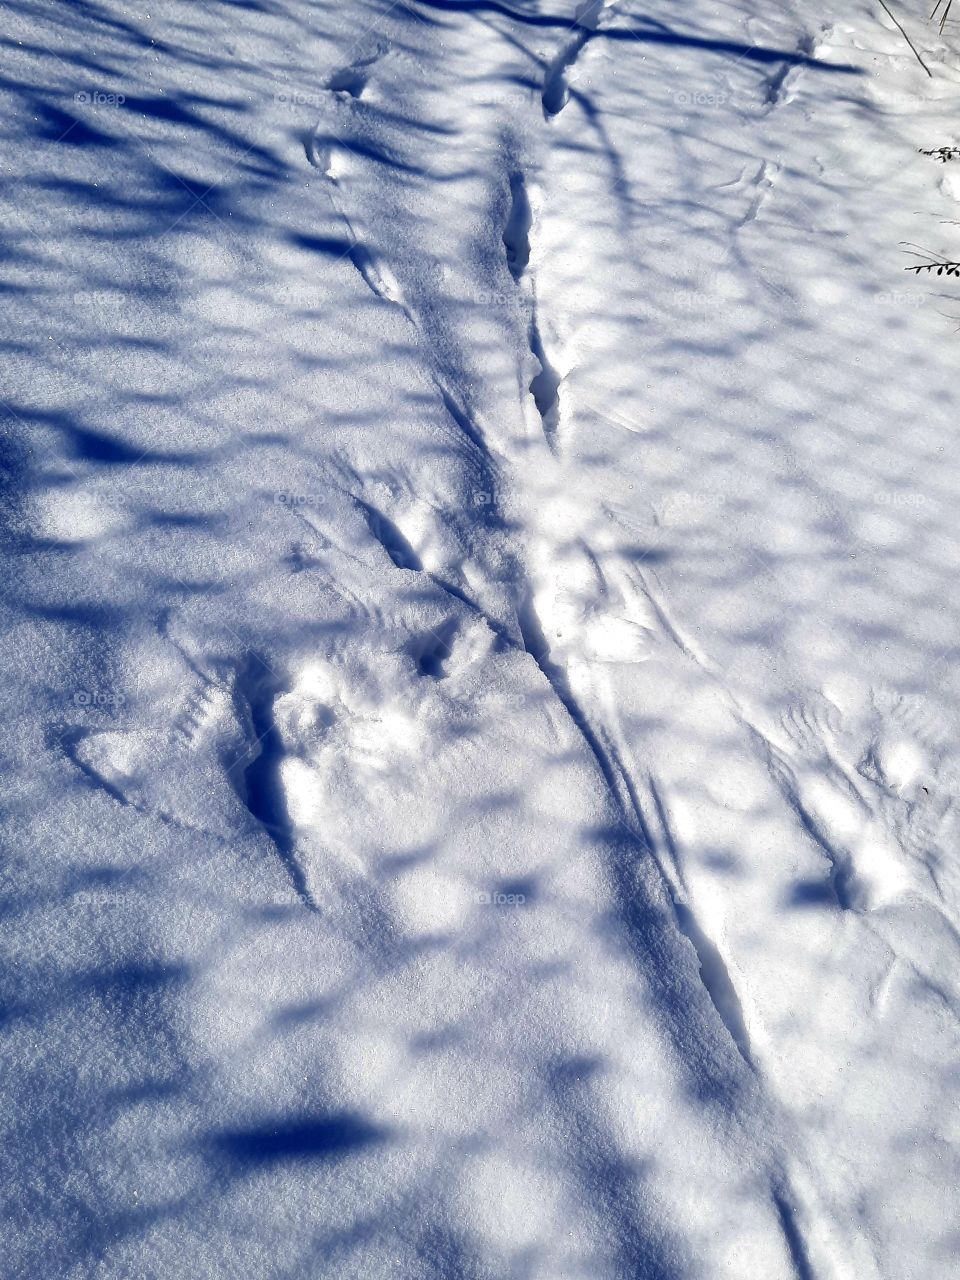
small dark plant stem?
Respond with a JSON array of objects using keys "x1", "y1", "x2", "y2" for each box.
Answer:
[{"x1": 878, "y1": 0, "x2": 934, "y2": 75}]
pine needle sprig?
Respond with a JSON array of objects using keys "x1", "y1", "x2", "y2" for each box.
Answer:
[
  {"x1": 901, "y1": 242, "x2": 960, "y2": 276},
  {"x1": 905, "y1": 260, "x2": 960, "y2": 276}
]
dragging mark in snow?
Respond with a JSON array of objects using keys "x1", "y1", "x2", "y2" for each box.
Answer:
[
  {"x1": 319, "y1": 178, "x2": 405, "y2": 308},
  {"x1": 516, "y1": 584, "x2": 754, "y2": 1068},
  {"x1": 307, "y1": 140, "x2": 499, "y2": 467},
  {"x1": 500, "y1": 158, "x2": 750, "y2": 1059},
  {"x1": 514, "y1": 588, "x2": 638, "y2": 829},
  {"x1": 674, "y1": 900, "x2": 753, "y2": 1067},
  {"x1": 645, "y1": 774, "x2": 754, "y2": 1066},
  {"x1": 771, "y1": 1188, "x2": 818, "y2": 1280},
  {"x1": 542, "y1": 33, "x2": 589, "y2": 118},
  {"x1": 499, "y1": 168, "x2": 563, "y2": 450},
  {"x1": 357, "y1": 498, "x2": 422, "y2": 572},
  {"x1": 528, "y1": 298, "x2": 562, "y2": 452}
]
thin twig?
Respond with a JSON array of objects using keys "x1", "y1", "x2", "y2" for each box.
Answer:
[{"x1": 878, "y1": 0, "x2": 934, "y2": 75}]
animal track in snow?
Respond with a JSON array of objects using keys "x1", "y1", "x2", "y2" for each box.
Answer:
[
  {"x1": 541, "y1": 0, "x2": 614, "y2": 119},
  {"x1": 65, "y1": 665, "x2": 266, "y2": 844},
  {"x1": 304, "y1": 138, "x2": 406, "y2": 305},
  {"x1": 61, "y1": 645, "x2": 323, "y2": 906},
  {"x1": 761, "y1": 33, "x2": 817, "y2": 110},
  {"x1": 736, "y1": 159, "x2": 782, "y2": 229},
  {"x1": 357, "y1": 497, "x2": 422, "y2": 572},
  {"x1": 530, "y1": 532, "x2": 659, "y2": 667},
  {"x1": 862, "y1": 691, "x2": 960, "y2": 904},
  {"x1": 503, "y1": 171, "x2": 532, "y2": 282},
  {"x1": 264, "y1": 624, "x2": 502, "y2": 926},
  {"x1": 527, "y1": 297, "x2": 563, "y2": 453},
  {"x1": 765, "y1": 690, "x2": 953, "y2": 912},
  {"x1": 323, "y1": 43, "x2": 387, "y2": 99},
  {"x1": 305, "y1": 140, "x2": 497, "y2": 465},
  {"x1": 411, "y1": 619, "x2": 460, "y2": 680}
]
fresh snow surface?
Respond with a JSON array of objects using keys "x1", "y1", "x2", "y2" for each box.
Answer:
[{"x1": 2, "y1": 0, "x2": 960, "y2": 1277}]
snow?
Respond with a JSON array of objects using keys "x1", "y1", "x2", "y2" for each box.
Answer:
[{"x1": 2, "y1": 0, "x2": 960, "y2": 1276}]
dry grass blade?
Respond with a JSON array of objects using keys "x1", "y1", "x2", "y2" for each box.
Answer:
[{"x1": 931, "y1": 0, "x2": 954, "y2": 34}]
